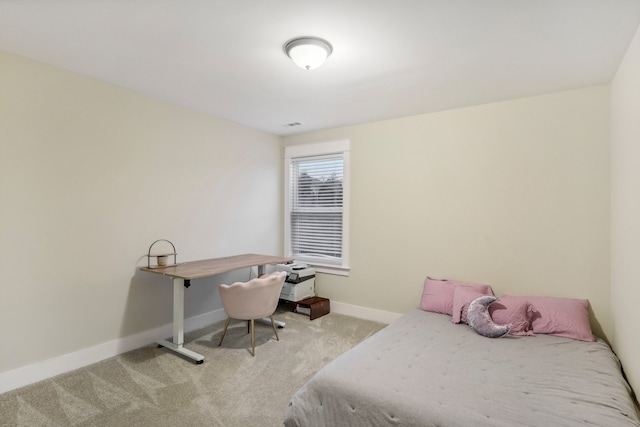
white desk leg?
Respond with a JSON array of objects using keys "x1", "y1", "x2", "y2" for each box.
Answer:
[
  {"x1": 257, "y1": 317, "x2": 286, "y2": 328},
  {"x1": 157, "y1": 277, "x2": 205, "y2": 364},
  {"x1": 255, "y1": 264, "x2": 286, "y2": 328}
]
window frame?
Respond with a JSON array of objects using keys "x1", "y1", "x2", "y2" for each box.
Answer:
[{"x1": 284, "y1": 140, "x2": 350, "y2": 276}]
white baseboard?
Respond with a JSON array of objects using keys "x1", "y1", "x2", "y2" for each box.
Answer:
[
  {"x1": 0, "y1": 308, "x2": 227, "y2": 394},
  {"x1": 329, "y1": 301, "x2": 402, "y2": 324}
]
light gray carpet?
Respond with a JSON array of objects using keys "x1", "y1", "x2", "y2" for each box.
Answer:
[{"x1": 0, "y1": 307, "x2": 386, "y2": 426}]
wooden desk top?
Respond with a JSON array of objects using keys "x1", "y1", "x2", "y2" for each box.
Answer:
[{"x1": 140, "y1": 253, "x2": 293, "y2": 280}]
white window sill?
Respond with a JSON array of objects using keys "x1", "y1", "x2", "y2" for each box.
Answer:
[{"x1": 311, "y1": 265, "x2": 350, "y2": 276}]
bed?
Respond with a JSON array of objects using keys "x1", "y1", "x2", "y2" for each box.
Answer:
[{"x1": 283, "y1": 308, "x2": 640, "y2": 427}]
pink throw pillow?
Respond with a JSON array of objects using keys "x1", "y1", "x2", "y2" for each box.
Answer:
[
  {"x1": 506, "y1": 295, "x2": 594, "y2": 342},
  {"x1": 452, "y1": 285, "x2": 492, "y2": 324},
  {"x1": 420, "y1": 277, "x2": 455, "y2": 315},
  {"x1": 488, "y1": 295, "x2": 535, "y2": 336},
  {"x1": 420, "y1": 277, "x2": 493, "y2": 316}
]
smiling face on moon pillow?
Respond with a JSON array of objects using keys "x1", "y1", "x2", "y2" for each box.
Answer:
[{"x1": 467, "y1": 295, "x2": 512, "y2": 338}]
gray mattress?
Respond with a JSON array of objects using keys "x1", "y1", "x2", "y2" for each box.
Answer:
[{"x1": 284, "y1": 309, "x2": 640, "y2": 427}]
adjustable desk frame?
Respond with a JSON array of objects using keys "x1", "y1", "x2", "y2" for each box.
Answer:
[{"x1": 141, "y1": 253, "x2": 293, "y2": 363}]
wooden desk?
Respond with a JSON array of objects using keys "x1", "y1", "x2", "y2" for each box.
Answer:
[{"x1": 141, "y1": 253, "x2": 293, "y2": 363}]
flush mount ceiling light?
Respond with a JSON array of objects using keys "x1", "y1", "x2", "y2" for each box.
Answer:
[{"x1": 283, "y1": 37, "x2": 333, "y2": 70}]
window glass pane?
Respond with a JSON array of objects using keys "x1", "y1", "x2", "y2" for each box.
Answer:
[{"x1": 292, "y1": 156, "x2": 343, "y2": 209}]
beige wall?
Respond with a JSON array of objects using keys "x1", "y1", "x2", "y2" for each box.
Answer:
[
  {"x1": 0, "y1": 51, "x2": 281, "y2": 374},
  {"x1": 611, "y1": 24, "x2": 640, "y2": 396},
  {"x1": 283, "y1": 86, "x2": 611, "y2": 341}
]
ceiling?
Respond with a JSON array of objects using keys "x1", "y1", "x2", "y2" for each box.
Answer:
[{"x1": 1, "y1": 1, "x2": 640, "y2": 136}]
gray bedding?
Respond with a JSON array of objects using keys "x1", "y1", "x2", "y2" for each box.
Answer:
[{"x1": 284, "y1": 309, "x2": 640, "y2": 427}]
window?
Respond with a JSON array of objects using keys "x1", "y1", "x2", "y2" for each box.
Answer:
[{"x1": 284, "y1": 140, "x2": 350, "y2": 275}]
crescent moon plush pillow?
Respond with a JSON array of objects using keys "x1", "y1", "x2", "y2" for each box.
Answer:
[{"x1": 467, "y1": 295, "x2": 512, "y2": 338}]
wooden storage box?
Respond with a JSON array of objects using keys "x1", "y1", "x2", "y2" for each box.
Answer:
[{"x1": 295, "y1": 296, "x2": 330, "y2": 320}]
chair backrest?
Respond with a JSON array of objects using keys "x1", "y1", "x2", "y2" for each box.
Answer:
[{"x1": 219, "y1": 271, "x2": 286, "y2": 320}]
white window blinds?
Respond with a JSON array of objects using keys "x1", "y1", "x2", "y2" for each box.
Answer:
[{"x1": 289, "y1": 154, "x2": 344, "y2": 264}]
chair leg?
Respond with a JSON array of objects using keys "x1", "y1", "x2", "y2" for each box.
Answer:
[
  {"x1": 250, "y1": 319, "x2": 255, "y2": 357},
  {"x1": 218, "y1": 317, "x2": 231, "y2": 347},
  {"x1": 270, "y1": 315, "x2": 280, "y2": 341}
]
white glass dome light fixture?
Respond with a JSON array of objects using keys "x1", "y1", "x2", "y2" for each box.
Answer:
[{"x1": 284, "y1": 37, "x2": 333, "y2": 70}]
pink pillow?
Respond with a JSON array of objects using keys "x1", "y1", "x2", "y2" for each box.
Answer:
[
  {"x1": 488, "y1": 295, "x2": 535, "y2": 336},
  {"x1": 420, "y1": 277, "x2": 493, "y2": 316},
  {"x1": 451, "y1": 285, "x2": 492, "y2": 324},
  {"x1": 506, "y1": 295, "x2": 594, "y2": 342},
  {"x1": 420, "y1": 277, "x2": 455, "y2": 315}
]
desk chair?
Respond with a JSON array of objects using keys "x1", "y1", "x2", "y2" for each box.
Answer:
[{"x1": 218, "y1": 271, "x2": 286, "y2": 356}]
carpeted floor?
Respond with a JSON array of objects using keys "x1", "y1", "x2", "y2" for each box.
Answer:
[{"x1": 0, "y1": 307, "x2": 386, "y2": 427}]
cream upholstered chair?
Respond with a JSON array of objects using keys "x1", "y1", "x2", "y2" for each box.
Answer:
[{"x1": 218, "y1": 271, "x2": 286, "y2": 356}]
